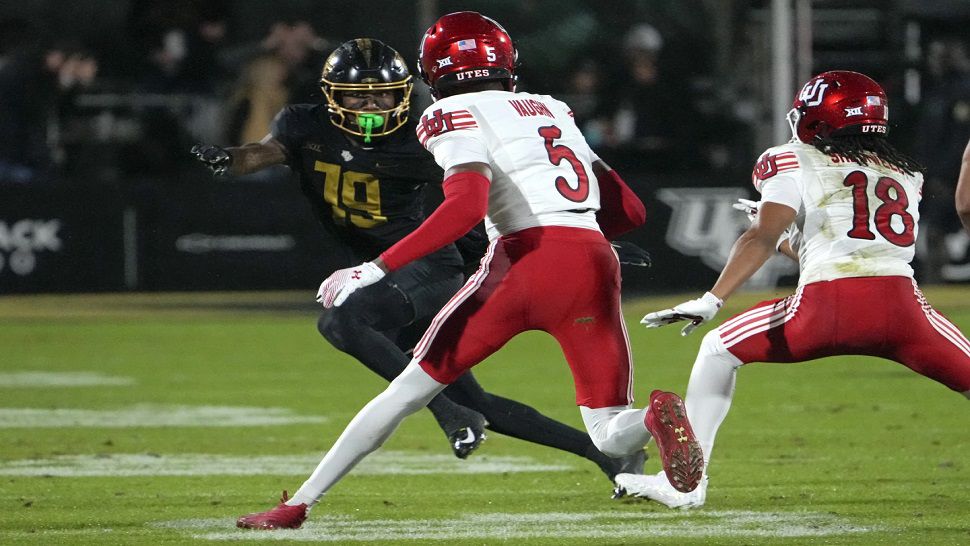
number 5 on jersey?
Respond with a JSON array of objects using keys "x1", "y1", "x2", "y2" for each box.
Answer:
[{"x1": 538, "y1": 125, "x2": 590, "y2": 203}]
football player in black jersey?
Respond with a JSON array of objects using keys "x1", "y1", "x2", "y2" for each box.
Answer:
[{"x1": 192, "y1": 38, "x2": 644, "y2": 488}]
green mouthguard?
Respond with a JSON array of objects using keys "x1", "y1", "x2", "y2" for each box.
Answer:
[{"x1": 357, "y1": 113, "x2": 385, "y2": 143}]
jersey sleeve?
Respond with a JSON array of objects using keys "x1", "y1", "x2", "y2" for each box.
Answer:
[
  {"x1": 269, "y1": 106, "x2": 307, "y2": 162},
  {"x1": 751, "y1": 148, "x2": 803, "y2": 211},
  {"x1": 416, "y1": 104, "x2": 488, "y2": 171}
]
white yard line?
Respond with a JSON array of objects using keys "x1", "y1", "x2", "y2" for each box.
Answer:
[
  {"x1": 0, "y1": 451, "x2": 573, "y2": 477},
  {"x1": 151, "y1": 510, "x2": 883, "y2": 541},
  {"x1": 0, "y1": 372, "x2": 135, "y2": 387},
  {"x1": 0, "y1": 405, "x2": 327, "y2": 428}
]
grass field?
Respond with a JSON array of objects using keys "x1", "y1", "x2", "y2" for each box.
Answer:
[{"x1": 1, "y1": 288, "x2": 968, "y2": 545}]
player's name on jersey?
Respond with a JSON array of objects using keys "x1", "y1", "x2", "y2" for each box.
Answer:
[
  {"x1": 829, "y1": 151, "x2": 906, "y2": 174},
  {"x1": 508, "y1": 98, "x2": 554, "y2": 118}
]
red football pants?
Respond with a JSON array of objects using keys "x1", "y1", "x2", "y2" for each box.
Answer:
[
  {"x1": 718, "y1": 276, "x2": 970, "y2": 393},
  {"x1": 413, "y1": 226, "x2": 635, "y2": 408}
]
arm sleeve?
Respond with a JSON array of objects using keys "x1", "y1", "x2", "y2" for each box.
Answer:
[
  {"x1": 269, "y1": 107, "x2": 302, "y2": 164},
  {"x1": 752, "y1": 147, "x2": 803, "y2": 211},
  {"x1": 596, "y1": 168, "x2": 647, "y2": 239},
  {"x1": 417, "y1": 103, "x2": 488, "y2": 170},
  {"x1": 379, "y1": 171, "x2": 490, "y2": 271},
  {"x1": 429, "y1": 132, "x2": 489, "y2": 171}
]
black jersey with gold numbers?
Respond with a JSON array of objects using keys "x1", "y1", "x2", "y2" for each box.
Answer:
[{"x1": 271, "y1": 104, "x2": 462, "y2": 267}]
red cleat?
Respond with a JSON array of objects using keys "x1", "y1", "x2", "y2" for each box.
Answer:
[
  {"x1": 236, "y1": 491, "x2": 308, "y2": 530},
  {"x1": 644, "y1": 390, "x2": 704, "y2": 493}
]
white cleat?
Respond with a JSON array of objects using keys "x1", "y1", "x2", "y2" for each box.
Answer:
[{"x1": 615, "y1": 471, "x2": 708, "y2": 509}]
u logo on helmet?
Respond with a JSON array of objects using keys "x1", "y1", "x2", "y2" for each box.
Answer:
[{"x1": 798, "y1": 79, "x2": 829, "y2": 107}]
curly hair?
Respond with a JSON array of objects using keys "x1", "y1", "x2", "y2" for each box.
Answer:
[{"x1": 812, "y1": 135, "x2": 925, "y2": 176}]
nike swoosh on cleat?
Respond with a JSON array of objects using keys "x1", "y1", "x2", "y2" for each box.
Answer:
[{"x1": 455, "y1": 429, "x2": 477, "y2": 444}]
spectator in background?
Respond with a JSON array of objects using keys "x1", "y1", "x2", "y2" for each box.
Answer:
[
  {"x1": 602, "y1": 23, "x2": 693, "y2": 167},
  {"x1": 559, "y1": 57, "x2": 612, "y2": 148},
  {"x1": 246, "y1": 21, "x2": 329, "y2": 103},
  {"x1": 0, "y1": 18, "x2": 44, "y2": 184},
  {"x1": 129, "y1": 0, "x2": 229, "y2": 94},
  {"x1": 913, "y1": 37, "x2": 970, "y2": 282},
  {"x1": 0, "y1": 19, "x2": 99, "y2": 184},
  {"x1": 225, "y1": 54, "x2": 290, "y2": 146}
]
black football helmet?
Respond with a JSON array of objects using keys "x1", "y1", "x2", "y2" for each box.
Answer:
[{"x1": 320, "y1": 38, "x2": 413, "y2": 140}]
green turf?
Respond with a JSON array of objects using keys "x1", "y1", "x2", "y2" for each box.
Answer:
[{"x1": 0, "y1": 289, "x2": 968, "y2": 545}]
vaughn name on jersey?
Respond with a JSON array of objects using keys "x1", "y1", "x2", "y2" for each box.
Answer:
[
  {"x1": 753, "y1": 141, "x2": 923, "y2": 284},
  {"x1": 416, "y1": 90, "x2": 603, "y2": 240}
]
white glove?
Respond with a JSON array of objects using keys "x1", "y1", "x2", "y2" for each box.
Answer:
[
  {"x1": 732, "y1": 198, "x2": 760, "y2": 222},
  {"x1": 640, "y1": 291, "x2": 723, "y2": 336},
  {"x1": 732, "y1": 198, "x2": 792, "y2": 252},
  {"x1": 316, "y1": 262, "x2": 386, "y2": 308}
]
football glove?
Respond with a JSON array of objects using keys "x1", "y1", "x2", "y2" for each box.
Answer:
[
  {"x1": 732, "y1": 198, "x2": 760, "y2": 222},
  {"x1": 641, "y1": 291, "x2": 723, "y2": 336},
  {"x1": 190, "y1": 144, "x2": 232, "y2": 176},
  {"x1": 316, "y1": 262, "x2": 385, "y2": 308},
  {"x1": 611, "y1": 241, "x2": 652, "y2": 267}
]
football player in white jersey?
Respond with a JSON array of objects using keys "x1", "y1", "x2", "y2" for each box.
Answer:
[
  {"x1": 618, "y1": 70, "x2": 970, "y2": 509},
  {"x1": 234, "y1": 11, "x2": 705, "y2": 530},
  {"x1": 957, "y1": 137, "x2": 970, "y2": 232}
]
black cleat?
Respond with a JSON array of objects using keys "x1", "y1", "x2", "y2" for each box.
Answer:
[
  {"x1": 449, "y1": 423, "x2": 486, "y2": 459},
  {"x1": 612, "y1": 484, "x2": 628, "y2": 500}
]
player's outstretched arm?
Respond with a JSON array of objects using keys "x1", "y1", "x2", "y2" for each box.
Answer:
[
  {"x1": 710, "y1": 201, "x2": 796, "y2": 301},
  {"x1": 733, "y1": 198, "x2": 798, "y2": 262},
  {"x1": 957, "y1": 138, "x2": 970, "y2": 233},
  {"x1": 641, "y1": 201, "x2": 794, "y2": 336},
  {"x1": 190, "y1": 135, "x2": 288, "y2": 176}
]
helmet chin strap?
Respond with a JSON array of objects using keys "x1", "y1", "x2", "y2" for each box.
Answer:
[{"x1": 357, "y1": 113, "x2": 385, "y2": 143}]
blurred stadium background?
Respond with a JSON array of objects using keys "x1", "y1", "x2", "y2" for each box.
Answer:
[
  {"x1": 3, "y1": 3, "x2": 970, "y2": 544},
  {"x1": 1, "y1": 0, "x2": 969, "y2": 294}
]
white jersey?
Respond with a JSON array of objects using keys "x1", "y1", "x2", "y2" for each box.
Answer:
[
  {"x1": 417, "y1": 90, "x2": 601, "y2": 240},
  {"x1": 753, "y1": 141, "x2": 923, "y2": 285}
]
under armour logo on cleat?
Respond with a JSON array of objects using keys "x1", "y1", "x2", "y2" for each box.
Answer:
[
  {"x1": 351, "y1": 270, "x2": 362, "y2": 280},
  {"x1": 675, "y1": 426, "x2": 688, "y2": 443}
]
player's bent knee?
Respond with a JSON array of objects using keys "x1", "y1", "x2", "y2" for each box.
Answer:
[{"x1": 317, "y1": 308, "x2": 356, "y2": 350}]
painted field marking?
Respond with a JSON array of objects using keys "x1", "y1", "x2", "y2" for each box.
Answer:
[
  {"x1": 0, "y1": 451, "x2": 573, "y2": 477},
  {"x1": 153, "y1": 510, "x2": 883, "y2": 542},
  {"x1": 0, "y1": 371, "x2": 135, "y2": 387},
  {"x1": 0, "y1": 405, "x2": 327, "y2": 428}
]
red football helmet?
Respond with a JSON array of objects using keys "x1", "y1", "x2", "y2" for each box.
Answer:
[
  {"x1": 418, "y1": 11, "x2": 517, "y2": 98},
  {"x1": 787, "y1": 70, "x2": 889, "y2": 143}
]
